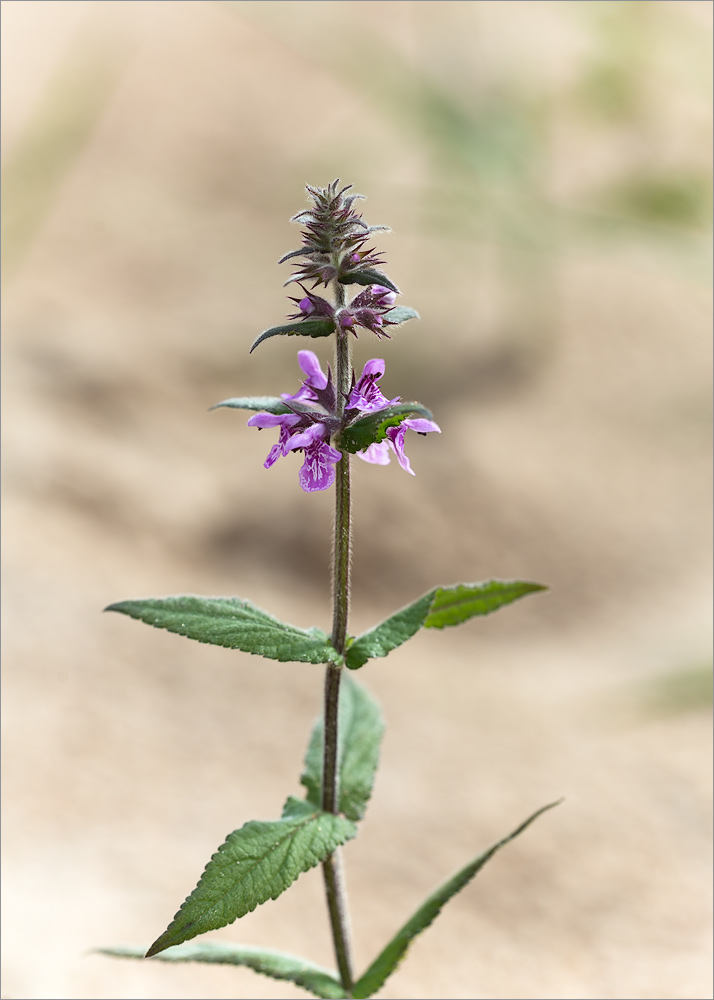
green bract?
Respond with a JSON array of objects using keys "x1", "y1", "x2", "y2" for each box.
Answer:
[
  {"x1": 340, "y1": 402, "x2": 435, "y2": 454},
  {"x1": 250, "y1": 317, "x2": 336, "y2": 353}
]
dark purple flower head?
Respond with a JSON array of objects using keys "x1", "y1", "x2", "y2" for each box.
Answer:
[
  {"x1": 279, "y1": 180, "x2": 389, "y2": 288},
  {"x1": 247, "y1": 351, "x2": 439, "y2": 492},
  {"x1": 338, "y1": 284, "x2": 401, "y2": 339},
  {"x1": 287, "y1": 287, "x2": 336, "y2": 322}
]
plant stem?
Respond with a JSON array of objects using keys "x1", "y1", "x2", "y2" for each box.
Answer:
[{"x1": 321, "y1": 307, "x2": 354, "y2": 993}]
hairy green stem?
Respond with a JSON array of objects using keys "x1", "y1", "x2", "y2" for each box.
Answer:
[{"x1": 321, "y1": 282, "x2": 354, "y2": 992}]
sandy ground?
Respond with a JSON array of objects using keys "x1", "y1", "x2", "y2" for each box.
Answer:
[{"x1": 2, "y1": 3, "x2": 712, "y2": 999}]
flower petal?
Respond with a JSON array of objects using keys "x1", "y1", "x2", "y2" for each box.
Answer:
[
  {"x1": 297, "y1": 350, "x2": 328, "y2": 389},
  {"x1": 299, "y1": 441, "x2": 342, "y2": 492},
  {"x1": 356, "y1": 442, "x2": 391, "y2": 466},
  {"x1": 286, "y1": 421, "x2": 327, "y2": 452}
]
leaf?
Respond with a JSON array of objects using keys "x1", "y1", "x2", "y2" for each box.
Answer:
[
  {"x1": 105, "y1": 596, "x2": 341, "y2": 665},
  {"x1": 351, "y1": 800, "x2": 563, "y2": 999},
  {"x1": 250, "y1": 318, "x2": 336, "y2": 354},
  {"x1": 345, "y1": 581, "x2": 546, "y2": 670},
  {"x1": 209, "y1": 396, "x2": 318, "y2": 415},
  {"x1": 209, "y1": 396, "x2": 292, "y2": 414},
  {"x1": 146, "y1": 798, "x2": 357, "y2": 957},
  {"x1": 345, "y1": 592, "x2": 434, "y2": 671},
  {"x1": 339, "y1": 269, "x2": 400, "y2": 293},
  {"x1": 423, "y1": 580, "x2": 547, "y2": 629},
  {"x1": 339, "y1": 403, "x2": 434, "y2": 455},
  {"x1": 98, "y1": 943, "x2": 347, "y2": 999},
  {"x1": 301, "y1": 674, "x2": 384, "y2": 821},
  {"x1": 383, "y1": 306, "x2": 420, "y2": 326}
]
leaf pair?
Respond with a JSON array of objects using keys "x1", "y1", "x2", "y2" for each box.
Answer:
[
  {"x1": 104, "y1": 580, "x2": 546, "y2": 671},
  {"x1": 100, "y1": 798, "x2": 562, "y2": 999},
  {"x1": 248, "y1": 301, "x2": 418, "y2": 353}
]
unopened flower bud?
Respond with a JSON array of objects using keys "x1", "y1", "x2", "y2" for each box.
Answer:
[{"x1": 371, "y1": 285, "x2": 396, "y2": 308}]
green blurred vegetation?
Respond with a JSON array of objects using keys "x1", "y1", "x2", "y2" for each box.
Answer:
[{"x1": 1, "y1": 34, "x2": 125, "y2": 279}]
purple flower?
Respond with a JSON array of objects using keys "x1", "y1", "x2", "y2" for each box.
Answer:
[
  {"x1": 340, "y1": 285, "x2": 400, "y2": 339},
  {"x1": 282, "y1": 349, "x2": 330, "y2": 405},
  {"x1": 287, "y1": 288, "x2": 335, "y2": 322},
  {"x1": 346, "y1": 358, "x2": 399, "y2": 413},
  {"x1": 357, "y1": 417, "x2": 441, "y2": 476},
  {"x1": 247, "y1": 351, "x2": 438, "y2": 491}
]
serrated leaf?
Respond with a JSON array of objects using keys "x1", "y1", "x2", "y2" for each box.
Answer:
[
  {"x1": 301, "y1": 674, "x2": 384, "y2": 822},
  {"x1": 250, "y1": 318, "x2": 336, "y2": 354},
  {"x1": 383, "y1": 306, "x2": 419, "y2": 326},
  {"x1": 345, "y1": 581, "x2": 546, "y2": 670},
  {"x1": 105, "y1": 596, "x2": 341, "y2": 665},
  {"x1": 147, "y1": 798, "x2": 357, "y2": 957},
  {"x1": 97, "y1": 943, "x2": 347, "y2": 999},
  {"x1": 340, "y1": 403, "x2": 434, "y2": 455},
  {"x1": 424, "y1": 580, "x2": 547, "y2": 629},
  {"x1": 351, "y1": 800, "x2": 562, "y2": 999},
  {"x1": 345, "y1": 592, "x2": 434, "y2": 671},
  {"x1": 339, "y1": 269, "x2": 400, "y2": 294}
]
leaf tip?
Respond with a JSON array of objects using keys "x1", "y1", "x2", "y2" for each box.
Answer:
[{"x1": 145, "y1": 937, "x2": 167, "y2": 959}]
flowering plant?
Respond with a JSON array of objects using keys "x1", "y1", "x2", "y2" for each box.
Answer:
[{"x1": 100, "y1": 181, "x2": 557, "y2": 998}]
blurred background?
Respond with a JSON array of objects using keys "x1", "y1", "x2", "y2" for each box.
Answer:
[{"x1": 2, "y1": 2, "x2": 712, "y2": 998}]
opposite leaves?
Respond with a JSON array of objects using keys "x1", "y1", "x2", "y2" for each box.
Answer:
[
  {"x1": 105, "y1": 595, "x2": 341, "y2": 665},
  {"x1": 346, "y1": 580, "x2": 546, "y2": 670},
  {"x1": 147, "y1": 798, "x2": 356, "y2": 957}
]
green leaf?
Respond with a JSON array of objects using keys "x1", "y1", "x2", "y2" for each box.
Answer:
[
  {"x1": 345, "y1": 592, "x2": 434, "y2": 671},
  {"x1": 146, "y1": 798, "x2": 357, "y2": 957},
  {"x1": 339, "y1": 269, "x2": 400, "y2": 293},
  {"x1": 424, "y1": 580, "x2": 547, "y2": 629},
  {"x1": 209, "y1": 396, "x2": 292, "y2": 414},
  {"x1": 105, "y1": 596, "x2": 341, "y2": 665},
  {"x1": 250, "y1": 318, "x2": 336, "y2": 354},
  {"x1": 384, "y1": 306, "x2": 419, "y2": 326},
  {"x1": 301, "y1": 674, "x2": 384, "y2": 821},
  {"x1": 352, "y1": 800, "x2": 562, "y2": 999},
  {"x1": 339, "y1": 403, "x2": 434, "y2": 455},
  {"x1": 345, "y1": 581, "x2": 546, "y2": 670},
  {"x1": 97, "y1": 943, "x2": 347, "y2": 999}
]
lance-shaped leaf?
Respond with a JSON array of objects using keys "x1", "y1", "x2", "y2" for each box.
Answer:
[
  {"x1": 423, "y1": 580, "x2": 547, "y2": 629},
  {"x1": 383, "y1": 305, "x2": 419, "y2": 326},
  {"x1": 209, "y1": 396, "x2": 292, "y2": 414},
  {"x1": 146, "y1": 798, "x2": 357, "y2": 957},
  {"x1": 345, "y1": 581, "x2": 546, "y2": 670},
  {"x1": 301, "y1": 674, "x2": 384, "y2": 822},
  {"x1": 339, "y1": 269, "x2": 399, "y2": 293},
  {"x1": 105, "y1": 595, "x2": 341, "y2": 665},
  {"x1": 351, "y1": 800, "x2": 562, "y2": 999},
  {"x1": 250, "y1": 317, "x2": 335, "y2": 354},
  {"x1": 98, "y1": 943, "x2": 347, "y2": 1000},
  {"x1": 339, "y1": 403, "x2": 435, "y2": 455}
]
